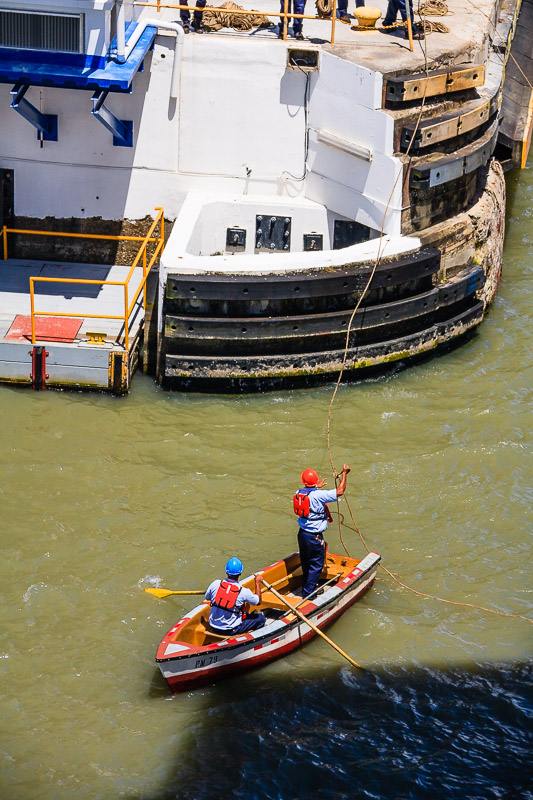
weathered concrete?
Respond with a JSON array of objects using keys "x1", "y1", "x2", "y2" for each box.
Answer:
[
  {"x1": 152, "y1": 0, "x2": 498, "y2": 76},
  {"x1": 417, "y1": 158, "x2": 505, "y2": 305},
  {"x1": 469, "y1": 159, "x2": 506, "y2": 306},
  {"x1": 5, "y1": 217, "x2": 173, "y2": 266}
]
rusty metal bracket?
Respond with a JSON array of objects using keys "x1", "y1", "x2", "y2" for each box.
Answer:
[
  {"x1": 108, "y1": 351, "x2": 129, "y2": 395},
  {"x1": 30, "y1": 346, "x2": 49, "y2": 390},
  {"x1": 386, "y1": 65, "x2": 485, "y2": 105},
  {"x1": 401, "y1": 99, "x2": 493, "y2": 152},
  {"x1": 410, "y1": 119, "x2": 499, "y2": 190}
]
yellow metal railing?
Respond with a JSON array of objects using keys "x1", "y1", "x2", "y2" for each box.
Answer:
[
  {"x1": 1, "y1": 207, "x2": 165, "y2": 351},
  {"x1": 136, "y1": 0, "x2": 340, "y2": 44}
]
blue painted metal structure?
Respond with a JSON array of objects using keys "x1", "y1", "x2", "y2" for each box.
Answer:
[
  {"x1": 91, "y1": 90, "x2": 133, "y2": 147},
  {"x1": 10, "y1": 81, "x2": 58, "y2": 141},
  {"x1": 0, "y1": 22, "x2": 156, "y2": 92},
  {"x1": 1, "y1": 22, "x2": 156, "y2": 146}
]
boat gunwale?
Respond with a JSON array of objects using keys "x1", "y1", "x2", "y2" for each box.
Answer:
[{"x1": 156, "y1": 551, "x2": 381, "y2": 663}]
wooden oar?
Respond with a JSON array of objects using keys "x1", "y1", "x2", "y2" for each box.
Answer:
[
  {"x1": 144, "y1": 569, "x2": 303, "y2": 600},
  {"x1": 144, "y1": 588, "x2": 205, "y2": 598},
  {"x1": 260, "y1": 578, "x2": 363, "y2": 670}
]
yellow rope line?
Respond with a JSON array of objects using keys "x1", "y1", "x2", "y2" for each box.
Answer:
[
  {"x1": 342, "y1": 495, "x2": 533, "y2": 625},
  {"x1": 463, "y1": 0, "x2": 533, "y2": 91},
  {"x1": 325, "y1": 9, "x2": 533, "y2": 628},
  {"x1": 326, "y1": 19, "x2": 431, "y2": 475}
]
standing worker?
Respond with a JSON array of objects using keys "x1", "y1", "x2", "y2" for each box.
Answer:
[
  {"x1": 294, "y1": 465, "x2": 350, "y2": 597},
  {"x1": 278, "y1": 0, "x2": 306, "y2": 40},
  {"x1": 337, "y1": 0, "x2": 365, "y2": 24},
  {"x1": 380, "y1": 0, "x2": 424, "y2": 39},
  {"x1": 180, "y1": 0, "x2": 207, "y2": 33},
  {"x1": 205, "y1": 557, "x2": 266, "y2": 635}
]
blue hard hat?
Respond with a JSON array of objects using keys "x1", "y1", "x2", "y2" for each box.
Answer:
[{"x1": 225, "y1": 557, "x2": 243, "y2": 576}]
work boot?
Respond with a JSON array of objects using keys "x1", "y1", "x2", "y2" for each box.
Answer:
[{"x1": 405, "y1": 23, "x2": 424, "y2": 39}]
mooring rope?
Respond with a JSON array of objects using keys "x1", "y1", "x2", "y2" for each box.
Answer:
[
  {"x1": 342, "y1": 495, "x2": 533, "y2": 625},
  {"x1": 463, "y1": 0, "x2": 533, "y2": 91},
  {"x1": 202, "y1": 1, "x2": 271, "y2": 31},
  {"x1": 418, "y1": 0, "x2": 453, "y2": 15},
  {"x1": 326, "y1": 20, "x2": 432, "y2": 475},
  {"x1": 325, "y1": 15, "x2": 533, "y2": 626}
]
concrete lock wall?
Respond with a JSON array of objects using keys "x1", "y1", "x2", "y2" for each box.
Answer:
[{"x1": 0, "y1": 30, "x2": 399, "y2": 232}]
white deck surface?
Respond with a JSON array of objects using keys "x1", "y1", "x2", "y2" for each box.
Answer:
[
  {"x1": 159, "y1": 0, "x2": 495, "y2": 72},
  {"x1": 0, "y1": 259, "x2": 144, "y2": 346}
]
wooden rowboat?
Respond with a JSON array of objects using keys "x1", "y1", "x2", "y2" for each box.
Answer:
[{"x1": 156, "y1": 549, "x2": 381, "y2": 693}]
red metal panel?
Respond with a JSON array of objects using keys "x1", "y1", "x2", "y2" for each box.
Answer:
[{"x1": 6, "y1": 315, "x2": 82, "y2": 343}]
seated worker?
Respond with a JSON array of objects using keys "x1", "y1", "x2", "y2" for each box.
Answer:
[{"x1": 205, "y1": 557, "x2": 266, "y2": 635}]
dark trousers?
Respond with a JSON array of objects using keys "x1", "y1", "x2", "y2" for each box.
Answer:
[
  {"x1": 180, "y1": 0, "x2": 206, "y2": 27},
  {"x1": 383, "y1": 0, "x2": 414, "y2": 24},
  {"x1": 232, "y1": 612, "x2": 267, "y2": 634},
  {"x1": 279, "y1": 0, "x2": 306, "y2": 34},
  {"x1": 298, "y1": 528, "x2": 326, "y2": 597},
  {"x1": 337, "y1": 0, "x2": 364, "y2": 15}
]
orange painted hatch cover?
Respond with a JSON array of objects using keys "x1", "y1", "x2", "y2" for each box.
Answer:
[{"x1": 5, "y1": 315, "x2": 82, "y2": 343}]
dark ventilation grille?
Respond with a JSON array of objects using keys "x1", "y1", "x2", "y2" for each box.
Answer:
[{"x1": 0, "y1": 10, "x2": 83, "y2": 53}]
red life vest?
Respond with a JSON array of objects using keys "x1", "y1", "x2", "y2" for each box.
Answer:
[
  {"x1": 211, "y1": 580, "x2": 243, "y2": 614},
  {"x1": 293, "y1": 488, "x2": 333, "y2": 523}
]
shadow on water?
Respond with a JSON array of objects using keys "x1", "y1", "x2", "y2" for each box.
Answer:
[{"x1": 141, "y1": 661, "x2": 532, "y2": 800}]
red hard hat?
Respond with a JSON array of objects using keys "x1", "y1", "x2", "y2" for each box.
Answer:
[{"x1": 301, "y1": 468, "x2": 319, "y2": 487}]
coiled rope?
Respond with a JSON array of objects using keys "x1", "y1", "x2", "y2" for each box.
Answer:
[
  {"x1": 315, "y1": 0, "x2": 333, "y2": 18},
  {"x1": 202, "y1": 1, "x2": 271, "y2": 31},
  {"x1": 325, "y1": 13, "x2": 533, "y2": 627},
  {"x1": 418, "y1": 0, "x2": 453, "y2": 16}
]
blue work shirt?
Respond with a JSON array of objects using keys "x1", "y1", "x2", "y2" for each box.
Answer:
[
  {"x1": 205, "y1": 579, "x2": 260, "y2": 631},
  {"x1": 296, "y1": 488, "x2": 339, "y2": 534}
]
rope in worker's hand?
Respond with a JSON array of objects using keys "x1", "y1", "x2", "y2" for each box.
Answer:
[{"x1": 340, "y1": 491, "x2": 533, "y2": 626}]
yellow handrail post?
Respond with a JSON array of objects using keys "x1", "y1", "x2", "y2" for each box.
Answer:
[
  {"x1": 2, "y1": 225, "x2": 7, "y2": 260},
  {"x1": 331, "y1": 0, "x2": 337, "y2": 44},
  {"x1": 12, "y1": 206, "x2": 164, "y2": 350},
  {"x1": 142, "y1": 247, "x2": 147, "y2": 310},
  {"x1": 124, "y1": 283, "x2": 129, "y2": 351},
  {"x1": 283, "y1": 0, "x2": 288, "y2": 41},
  {"x1": 30, "y1": 278, "x2": 36, "y2": 344}
]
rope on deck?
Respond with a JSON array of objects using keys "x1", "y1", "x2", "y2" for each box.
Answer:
[
  {"x1": 315, "y1": 0, "x2": 334, "y2": 18},
  {"x1": 202, "y1": 1, "x2": 272, "y2": 31}
]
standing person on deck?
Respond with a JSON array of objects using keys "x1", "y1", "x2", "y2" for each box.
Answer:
[
  {"x1": 205, "y1": 557, "x2": 266, "y2": 635},
  {"x1": 337, "y1": 0, "x2": 365, "y2": 24},
  {"x1": 380, "y1": 0, "x2": 424, "y2": 39},
  {"x1": 278, "y1": 0, "x2": 306, "y2": 40},
  {"x1": 294, "y1": 465, "x2": 350, "y2": 597},
  {"x1": 180, "y1": 0, "x2": 207, "y2": 33}
]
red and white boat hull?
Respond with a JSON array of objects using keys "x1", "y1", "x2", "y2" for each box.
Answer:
[{"x1": 156, "y1": 551, "x2": 380, "y2": 693}]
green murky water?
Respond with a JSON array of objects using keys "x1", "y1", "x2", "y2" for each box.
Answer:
[{"x1": 1, "y1": 162, "x2": 531, "y2": 800}]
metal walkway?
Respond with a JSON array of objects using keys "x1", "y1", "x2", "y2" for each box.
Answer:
[{"x1": 0, "y1": 259, "x2": 145, "y2": 392}]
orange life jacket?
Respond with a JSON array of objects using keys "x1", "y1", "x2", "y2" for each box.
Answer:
[
  {"x1": 211, "y1": 580, "x2": 243, "y2": 614},
  {"x1": 293, "y1": 488, "x2": 333, "y2": 523}
]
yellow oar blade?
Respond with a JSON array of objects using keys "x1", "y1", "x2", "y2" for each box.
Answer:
[{"x1": 144, "y1": 588, "x2": 204, "y2": 598}]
